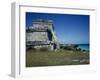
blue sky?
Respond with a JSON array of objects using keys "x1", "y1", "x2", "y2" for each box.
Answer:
[{"x1": 26, "y1": 12, "x2": 89, "y2": 44}]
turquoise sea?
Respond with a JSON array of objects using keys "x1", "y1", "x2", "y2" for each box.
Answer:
[{"x1": 78, "y1": 44, "x2": 89, "y2": 51}]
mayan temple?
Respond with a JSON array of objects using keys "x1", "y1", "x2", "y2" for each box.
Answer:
[{"x1": 26, "y1": 19, "x2": 59, "y2": 50}]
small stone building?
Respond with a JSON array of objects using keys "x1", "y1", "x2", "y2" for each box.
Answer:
[{"x1": 26, "y1": 19, "x2": 59, "y2": 50}]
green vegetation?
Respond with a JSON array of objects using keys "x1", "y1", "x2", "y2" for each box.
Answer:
[
  {"x1": 39, "y1": 47, "x2": 48, "y2": 52},
  {"x1": 26, "y1": 48, "x2": 89, "y2": 67}
]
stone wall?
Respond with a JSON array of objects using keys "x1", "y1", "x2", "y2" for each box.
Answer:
[{"x1": 26, "y1": 32, "x2": 48, "y2": 41}]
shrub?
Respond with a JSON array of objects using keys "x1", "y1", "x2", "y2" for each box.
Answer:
[
  {"x1": 83, "y1": 49, "x2": 86, "y2": 52},
  {"x1": 73, "y1": 45, "x2": 79, "y2": 49}
]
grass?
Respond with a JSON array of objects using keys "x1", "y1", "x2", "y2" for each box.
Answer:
[{"x1": 26, "y1": 49, "x2": 89, "y2": 67}]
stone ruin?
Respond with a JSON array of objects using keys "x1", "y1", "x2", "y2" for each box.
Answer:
[{"x1": 26, "y1": 19, "x2": 60, "y2": 50}]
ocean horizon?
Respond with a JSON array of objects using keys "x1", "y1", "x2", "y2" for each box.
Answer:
[
  {"x1": 60, "y1": 44, "x2": 89, "y2": 51},
  {"x1": 78, "y1": 44, "x2": 89, "y2": 51}
]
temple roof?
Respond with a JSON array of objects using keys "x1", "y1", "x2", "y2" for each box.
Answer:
[{"x1": 32, "y1": 19, "x2": 53, "y2": 24}]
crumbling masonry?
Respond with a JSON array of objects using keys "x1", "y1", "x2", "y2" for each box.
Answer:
[{"x1": 26, "y1": 19, "x2": 60, "y2": 50}]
